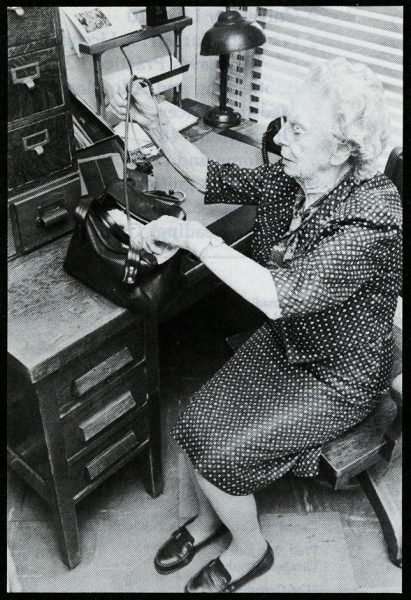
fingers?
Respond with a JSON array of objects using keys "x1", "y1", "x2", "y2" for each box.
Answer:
[
  {"x1": 141, "y1": 222, "x2": 166, "y2": 254},
  {"x1": 108, "y1": 91, "x2": 127, "y2": 117},
  {"x1": 114, "y1": 91, "x2": 127, "y2": 109},
  {"x1": 107, "y1": 104, "x2": 126, "y2": 120},
  {"x1": 129, "y1": 223, "x2": 144, "y2": 248},
  {"x1": 142, "y1": 237, "x2": 165, "y2": 255}
]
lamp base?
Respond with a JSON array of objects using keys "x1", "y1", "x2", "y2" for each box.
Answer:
[{"x1": 203, "y1": 106, "x2": 242, "y2": 128}]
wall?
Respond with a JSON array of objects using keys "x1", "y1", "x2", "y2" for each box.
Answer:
[{"x1": 60, "y1": 6, "x2": 223, "y2": 115}]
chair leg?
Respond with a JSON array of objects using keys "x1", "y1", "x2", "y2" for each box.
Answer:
[{"x1": 357, "y1": 469, "x2": 402, "y2": 567}]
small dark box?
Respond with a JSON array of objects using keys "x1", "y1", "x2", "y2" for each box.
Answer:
[{"x1": 146, "y1": 6, "x2": 185, "y2": 27}]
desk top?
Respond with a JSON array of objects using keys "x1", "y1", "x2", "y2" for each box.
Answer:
[{"x1": 8, "y1": 128, "x2": 265, "y2": 383}]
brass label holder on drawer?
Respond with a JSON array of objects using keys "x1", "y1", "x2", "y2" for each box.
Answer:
[
  {"x1": 11, "y1": 61, "x2": 41, "y2": 89},
  {"x1": 77, "y1": 390, "x2": 137, "y2": 443},
  {"x1": 23, "y1": 128, "x2": 49, "y2": 155},
  {"x1": 71, "y1": 347, "x2": 135, "y2": 398}
]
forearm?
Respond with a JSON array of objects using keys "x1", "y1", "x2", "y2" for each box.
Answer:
[
  {"x1": 133, "y1": 108, "x2": 208, "y2": 192},
  {"x1": 192, "y1": 238, "x2": 282, "y2": 320}
]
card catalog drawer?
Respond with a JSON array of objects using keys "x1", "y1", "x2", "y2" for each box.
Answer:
[
  {"x1": 7, "y1": 7, "x2": 56, "y2": 52},
  {"x1": 8, "y1": 47, "x2": 64, "y2": 122},
  {"x1": 62, "y1": 363, "x2": 147, "y2": 460},
  {"x1": 8, "y1": 113, "x2": 74, "y2": 192},
  {"x1": 11, "y1": 174, "x2": 80, "y2": 254}
]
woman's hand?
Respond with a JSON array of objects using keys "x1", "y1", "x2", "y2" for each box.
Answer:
[
  {"x1": 105, "y1": 77, "x2": 160, "y2": 130},
  {"x1": 142, "y1": 216, "x2": 212, "y2": 256}
]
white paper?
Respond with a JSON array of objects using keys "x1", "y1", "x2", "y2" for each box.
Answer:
[
  {"x1": 103, "y1": 55, "x2": 184, "y2": 97},
  {"x1": 63, "y1": 7, "x2": 141, "y2": 48},
  {"x1": 78, "y1": 153, "x2": 124, "y2": 179}
]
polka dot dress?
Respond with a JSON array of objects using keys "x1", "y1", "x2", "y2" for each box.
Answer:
[{"x1": 170, "y1": 160, "x2": 402, "y2": 496}]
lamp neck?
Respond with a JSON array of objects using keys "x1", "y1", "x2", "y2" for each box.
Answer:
[{"x1": 219, "y1": 54, "x2": 230, "y2": 111}]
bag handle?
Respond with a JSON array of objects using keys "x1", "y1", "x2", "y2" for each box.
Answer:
[{"x1": 74, "y1": 196, "x2": 95, "y2": 224}]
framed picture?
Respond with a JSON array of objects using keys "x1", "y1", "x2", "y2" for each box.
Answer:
[
  {"x1": 146, "y1": 6, "x2": 185, "y2": 27},
  {"x1": 64, "y1": 7, "x2": 142, "y2": 46}
]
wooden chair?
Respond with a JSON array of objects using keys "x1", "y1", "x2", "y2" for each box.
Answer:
[{"x1": 226, "y1": 147, "x2": 403, "y2": 567}]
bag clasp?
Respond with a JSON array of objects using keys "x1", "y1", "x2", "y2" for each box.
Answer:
[{"x1": 123, "y1": 246, "x2": 140, "y2": 286}]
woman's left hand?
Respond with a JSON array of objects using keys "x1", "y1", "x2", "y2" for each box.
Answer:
[{"x1": 142, "y1": 216, "x2": 211, "y2": 255}]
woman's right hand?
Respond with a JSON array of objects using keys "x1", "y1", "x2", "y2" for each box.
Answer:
[{"x1": 106, "y1": 77, "x2": 160, "y2": 130}]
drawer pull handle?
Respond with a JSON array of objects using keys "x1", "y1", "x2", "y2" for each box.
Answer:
[
  {"x1": 23, "y1": 129, "x2": 49, "y2": 155},
  {"x1": 11, "y1": 62, "x2": 41, "y2": 89},
  {"x1": 78, "y1": 391, "x2": 137, "y2": 443},
  {"x1": 8, "y1": 7, "x2": 24, "y2": 16},
  {"x1": 85, "y1": 431, "x2": 138, "y2": 481},
  {"x1": 72, "y1": 347, "x2": 134, "y2": 398},
  {"x1": 36, "y1": 204, "x2": 68, "y2": 228}
]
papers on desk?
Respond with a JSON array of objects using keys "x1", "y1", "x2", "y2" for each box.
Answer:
[
  {"x1": 63, "y1": 7, "x2": 142, "y2": 57},
  {"x1": 77, "y1": 153, "x2": 124, "y2": 197},
  {"x1": 113, "y1": 100, "x2": 198, "y2": 157}
]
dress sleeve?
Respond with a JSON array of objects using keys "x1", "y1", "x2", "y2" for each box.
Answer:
[
  {"x1": 204, "y1": 158, "x2": 280, "y2": 205},
  {"x1": 270, "y1": 218, "x2": 402, "y2": 319}
]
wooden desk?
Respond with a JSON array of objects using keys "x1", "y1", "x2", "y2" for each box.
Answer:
[{"x1": 7, "y1": 114, "x2": 270, "y2": 569}]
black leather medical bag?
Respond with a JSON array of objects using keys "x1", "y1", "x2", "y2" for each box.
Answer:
[{"x1": 63, "y1": 179, "x2": 187, "y2": 315}]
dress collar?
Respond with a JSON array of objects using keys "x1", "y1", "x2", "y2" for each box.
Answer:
[{"x1": 296, "y1": 168, "x2": 357, "y2": 222}]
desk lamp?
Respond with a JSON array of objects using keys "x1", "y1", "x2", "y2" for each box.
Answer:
[{"x1": 200, "y1": 8, "x2": 266, "y2": 128}]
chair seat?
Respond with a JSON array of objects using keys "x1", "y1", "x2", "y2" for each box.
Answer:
[{"x1": 320, "y1": 393, "x2": 397, "y2": 489}]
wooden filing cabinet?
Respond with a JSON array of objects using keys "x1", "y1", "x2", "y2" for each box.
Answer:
[{"x1": 7, "y1": 6, "x2": 80, "y2": 258}]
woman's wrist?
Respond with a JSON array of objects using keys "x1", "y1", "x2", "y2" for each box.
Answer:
[{"x1": 187, "y1": 227, "x2": 225, "y2": 259}]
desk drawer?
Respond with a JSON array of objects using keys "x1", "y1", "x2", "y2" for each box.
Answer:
[
  {"x1": 8, "y1": 113, "x2": 73, "y2": 192},
  {"x1": 62, "y1": 363, "x2": 147, "y2": 460},
  {"x1": 8, "y1": 47, "x2": 64, "y2": 122},
  {"x1": 7, "y1": 7, "x2": 56, "y2": 52},
  {"x1": 10, "y1": 174, "x2": 80, "y2": 254},
  {"x1": 69, "y1": 415, "x2": 149, "y2": 500},
  {"x1": 54, "y1": 319, "x2": 145, "y2": 414}
]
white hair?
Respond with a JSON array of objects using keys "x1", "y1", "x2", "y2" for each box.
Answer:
[{"x1": 306, "y1": 58, "x2": 390, "y2": 181}]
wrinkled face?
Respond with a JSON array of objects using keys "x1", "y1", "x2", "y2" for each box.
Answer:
[{"x1": 274, "y1": 85, "x2": 341, "y2": 181}]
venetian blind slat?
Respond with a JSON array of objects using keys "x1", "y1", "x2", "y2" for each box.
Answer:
[{"x1": 250, "y1": 6, "x2": 402, "y2": 147}]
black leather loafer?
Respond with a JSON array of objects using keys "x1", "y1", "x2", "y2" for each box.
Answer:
[
  {"x1": 154, "y1": 516, "x2": 229, "y2": 574},
  {"x1": 184, "y1": 542, "x2": 274, "y2": 593}
]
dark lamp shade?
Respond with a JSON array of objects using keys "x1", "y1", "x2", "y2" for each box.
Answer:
[{"x1": 200, "y1": 10, "x2": 266, "y2": 55}]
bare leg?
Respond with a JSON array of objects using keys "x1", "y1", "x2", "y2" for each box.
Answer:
[
  {"x1": 182, "y1": 454, "x2": 223, "y2": 540},
  {"x1": 193, "y1": 470, "x2": 267, "y2": 580}
]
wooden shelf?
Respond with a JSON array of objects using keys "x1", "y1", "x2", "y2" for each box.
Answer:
[{"x1": 79, "y1": 17, "x2": 193, "y2": 55}]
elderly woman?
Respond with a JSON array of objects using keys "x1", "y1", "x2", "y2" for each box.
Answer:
[{"x1": 108, "y1": 58, "x2": 402, "y2": 593}]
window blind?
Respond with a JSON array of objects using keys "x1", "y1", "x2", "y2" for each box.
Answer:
[{"x1": 217, "y1": 6, "x2": 403, "y2": 152}]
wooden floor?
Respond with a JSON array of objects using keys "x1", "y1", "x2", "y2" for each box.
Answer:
[{"x1": 7, "y1": 288, "x2": 402, "y2": 593}]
